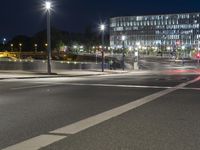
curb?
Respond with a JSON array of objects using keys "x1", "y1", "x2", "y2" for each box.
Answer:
[
  {"x1": 0, "y1": 74, "x2": 105, "y2": 80},
  {"x1": 0, "y1": 71, "x2": 130, "y2": 80}
]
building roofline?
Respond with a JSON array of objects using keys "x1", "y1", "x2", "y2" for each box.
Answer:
[{"x1": 110, "y1": 12, "x2": 200, "y2": 20}]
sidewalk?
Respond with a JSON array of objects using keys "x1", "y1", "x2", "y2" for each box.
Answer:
[{"x1": 0, "y1": 69, "x2": 129, "y2": 80}]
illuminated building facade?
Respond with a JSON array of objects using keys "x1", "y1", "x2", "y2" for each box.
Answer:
[{"x1": 110, "y1": 13, "x2": 200, "y2": 51}]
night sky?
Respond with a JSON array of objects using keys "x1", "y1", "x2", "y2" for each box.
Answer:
[{"x1": 0, "y1": 0, "x2": 200, "y2": 39}]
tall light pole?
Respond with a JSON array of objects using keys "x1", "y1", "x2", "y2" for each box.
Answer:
[
  {"x1": 45, "y1": 1, "x2": 52, "y2": 74},
  {"x1": 136, "y1": 42, "x2": 141, "y2": 61},
  {"x1": 73, "y1": 45, "x2": 78, "y2": 54},
  {"x1": 128, "y1": 46, "x2": 134, "y2": 68},
  {"x1": 100, "y1": 24, "x2": 105, "y2": 72},
  {"x1": 19, "y1": 43, "x2": 22, "y2": 59},
  {"x1": 3, "y1": 38, "x2": 6, "y2": 45},
  {"x1": 122, "y1": 35, "x2": 126, "y2": 71},
  {"x1": 3, "y1": 38, "x2": 6, "y2": 51},
  {"x1": 136, "y1": 42, "x2": 141, "y2": 69},
  {"x1": 34, "y1": 44, "x2": 38, "y2": 53},
  {"x1": 11, "y1": 44, "x2": 14, "y2": 52},
  {"x1": 182, "y1": 45, "x2": 185, "y2": 65},
  {"x1": 198, "y1": 40, "x2": 200, "y2": 65}
]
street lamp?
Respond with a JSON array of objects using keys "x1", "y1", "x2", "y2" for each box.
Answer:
[
  {"x1": 34, "y1": 44, "x2": 38, "y2": 53},
  {"x1": 19, "y1": 43, "x2": 22, "y2": 50},
  {"x1": 80, "y1": 46, "x2": 84, "y2": 52},
  {"x1": 3, "y1": 38, "x2": 6, "y2": 45},
  {"x1": 73, "y1": 45, "x2": 77, "y2": 49},
  {"x1": 73, "y1": 45, "x2": 78, "y2": 54},
  {"x1": 198, "y1": 40, "x2": 200, "y2": 65},
  {"x1": 167, "y1": 46, "x2": 171, "y2": 51},
  {"x1": 2, "y1": 38, "x2": 6, "y2": 51},
  {"x1": 19, "y1": 43, "x2": 22, "y2": 59},
  {"x1": 11, "y1": 44, "x2": 14, "y2": 51},
  {"x1": 181, "y1": 45, "x2": 185, "y2": 65},
  {"x1": 136, "y1": 42, "x2": 141, "y2": 62},
  {"x1": 45, "y1": 1, "x2": 52, "y2": 74},
  {"x1": 121, "y1": 35, "x2": 126, "y2": 71},
  {"x1": 45, "y1": 1, "x2": 51, "y2": 10},
  {"x1": 80, "y1": 46, "x2": 84, "y2": 49},
  {"x1": 100, "y1": 24, "x2": 105, "y2": 72}
]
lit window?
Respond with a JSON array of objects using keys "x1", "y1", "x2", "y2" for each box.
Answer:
[{"x1": 154, "y1": 20, "x2": 157, "y2": 25}]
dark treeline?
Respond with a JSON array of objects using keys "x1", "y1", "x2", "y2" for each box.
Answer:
[{"x1": 0, "y1": 26, "x2": 109, "y2": 52}]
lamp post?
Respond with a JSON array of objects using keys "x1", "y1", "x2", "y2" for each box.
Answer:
[
  {"x1": 80, "y1": 45, "x2": 84, "y2": 53},
  {"x1": 136, "y1": 42, "x2": 141, "y2": 63},
  {"x1": 19, "y1": 43, "x2": 22, "y2": 52},
  {"x1": 198, "y1": 40, "x2": 200, "y2": 65},
  {"x1": 100, "y1": 24, "x2": 105, "y2": 72},
  {"x1": 134, "y1": 42, "x2": 141, "y2": 70},
  {"x1": 11, "y1": 44, "x2": 14, "y2": 51},
  {"x1": 3, "y1": 38, "x2": 6, "y2": 51},
  {"x1": 73, "y1": 45, "x2": 78, "y2": 54},
  {"x1": 96, "y1": 49, "x2": 98, "y2": 64},
  {"x1": 3, "y1": 38, "x2": 6, "y2": 44},
  {"x1": 181, "y1": 45, "x2": 185, "y2": 65},
  {"x1": 128, "y1": 46, "x2": 134, "y2": 68},
  {"x1": 121, "y1": 35, "x2": 126, "y2": 71},
  {"x1": 19, "y1": 43, "x2": 22, "y2": 59},
  {"x1": 45, "y1": 1, "x2": 52, "y2": 74},
  {"x1": 34, "y1": 44, "x2": 38, "y2": 53}
]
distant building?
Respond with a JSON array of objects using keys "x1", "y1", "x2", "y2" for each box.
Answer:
[{"x1": 110, "y1": 13, "x2": 200, "y2": 51}]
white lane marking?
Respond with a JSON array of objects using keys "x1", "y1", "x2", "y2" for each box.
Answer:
[
  {"x1": 49, "y1": 77, "x2": 199, "y2": 134},
  {"x1": 65, "y1": 83, "x2": 200, "y2": 91},
  {"x1": 11, "y1": 82, "x2": 172, "y2": 90},
  {"x1": 51, "y1": 88, "x2": 175, "y2": 134},
  {"x1": 2, "y1": 135, "x2": 66, "y2": 150},
  {"x1": 11, "y1": 82, "x2": 200, "y2": 91},
  {"x1": 61, "y1": 83, "x2": 173, "y2": 89},
  {"x1": 182, "y1": 87, "x2": 200, "y2": 90},
  {"x1": 3, "y1": 76, "x2": 200, "y2": 150},
  {"x1": 51, "y1": 77, "x2": 200, "y2": 135},
  {"x1": 11, "y1": 84, "x2": 53, "y2": 90}
]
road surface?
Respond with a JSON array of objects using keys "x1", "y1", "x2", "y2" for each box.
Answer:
[{"x1": 0, "y1": 70, "x2": 200, "y2": 150}]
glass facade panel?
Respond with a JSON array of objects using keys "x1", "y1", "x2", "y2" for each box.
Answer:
[{"x1": 110, "y1": 12, "x2": 200, "y2": 50}]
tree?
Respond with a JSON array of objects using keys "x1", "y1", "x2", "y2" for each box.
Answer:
[{"x1": 8, "y1": 26, "x2": 106, "y2": 52}]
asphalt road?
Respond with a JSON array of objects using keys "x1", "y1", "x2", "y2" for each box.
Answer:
[
  {"x1": 0, "y1": 72, "x2": 200, "y2": 150},
  {"x1": 139, "y1": 57, "x2": 199, "y2": 70}
]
